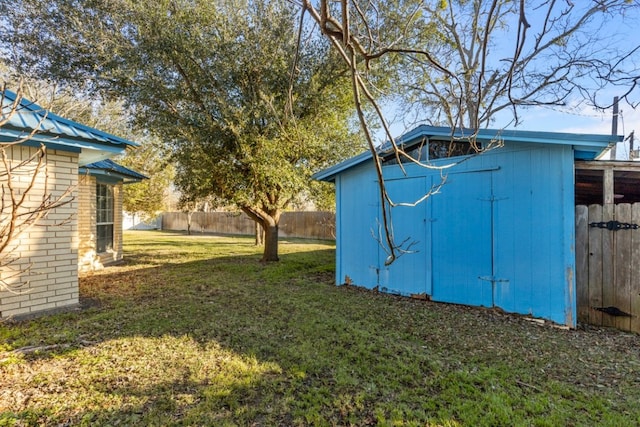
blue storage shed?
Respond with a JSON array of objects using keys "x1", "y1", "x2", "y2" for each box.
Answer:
[{"x1": 314, "y1": 125, "x2": 619, "y2": 327}]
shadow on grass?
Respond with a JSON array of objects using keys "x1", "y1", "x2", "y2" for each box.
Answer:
[
  {"x1": 4, "y1": 240, "x2": 407, "y2": 425},
  {"x1": 3, "y1": 232, "x2": 640, "y2": 426}
]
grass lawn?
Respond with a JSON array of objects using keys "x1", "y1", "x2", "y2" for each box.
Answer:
[{"x1": 2, "y1": 230, "x2": 640, "y2": 426}]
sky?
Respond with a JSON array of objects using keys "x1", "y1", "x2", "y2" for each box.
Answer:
[
  {"x1": 500, "y1": 99, "x2": 638, "y2": 135},
  {"x1": 382, "y1": 2, "x2": 640, "y2": 160},
  {"x1": 504, "y1": 102, "x2": 639, "y2": 160},
  {"x1": 384, "y1": 99, "x2": 640, "y2": 159},
  {"x1": 499, "y1": 1, "x2": 640, "y2": 141}
]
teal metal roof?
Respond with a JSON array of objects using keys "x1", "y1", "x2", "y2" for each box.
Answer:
[
  {"x1": 1, "y1": 90, "x2": 139, "y2": 165},
  {"x1": 80, "y1": 159, "x2": 147, "y2": 183},
  {"x1": 314, "y1": 125, "x2": 620, "y2": 182}
]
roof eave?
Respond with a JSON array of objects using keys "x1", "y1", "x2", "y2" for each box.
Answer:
[
  {"x1": 313, "y1": 125, "x2": 619, "y2": 182},
  {"x1": 79, "y1": 167, "x2": 147, "y2": 183},
  {"x1": 80, "y1": 159, "x2": 148, "y2": 183},
  {"x1": 312, "y1": 150, "x2": 373, "y2": 182}
]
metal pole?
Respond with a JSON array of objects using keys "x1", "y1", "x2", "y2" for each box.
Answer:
[{"x1": 611, "y1": 96, "x2": 619, "y2": 160}]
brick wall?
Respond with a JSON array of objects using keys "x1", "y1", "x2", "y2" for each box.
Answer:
[
  {"x1": 77, "y1": 174, "x2": 97, "y2": 271},
  {"x1": 0, "y1": 146, "x2": 79, "y2": 319}
]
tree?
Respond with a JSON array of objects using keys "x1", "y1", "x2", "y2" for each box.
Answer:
[
  {"x1": 0, "y1": 66, "x2": 174, "y2": 225},
  {"x1": 299, "y1": 1, "x2": 640, "y2": 128},
  {"x1": 1, "y1": 0, "x2": 362, "y2": 262},
  {"x1": 399, "y1": 0, "x2": 640, "y2": 129},
  {"x1": 292, "y1": 0, "x2": 640, "y2": 263},
  {"x1": 119, "y1": 138, "x2": 175, "y2": 223},
  {"x1": 0, "y1": 84, "x2": 74, "y2": 292}
]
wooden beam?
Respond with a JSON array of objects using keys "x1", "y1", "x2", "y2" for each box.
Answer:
[
  {"x1": 576, "y1": 161, "x2": 640, "y2": 173},
  {"x1": 603, "y1": 168, "x2": 614, "y2": 205}
]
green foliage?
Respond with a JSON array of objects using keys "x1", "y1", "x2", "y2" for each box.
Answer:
[
  {"x1": 118, "y1": 137, "x2": 175, "y2": 219},
  {"x1": 0, "y1": 0, "x2": 363, "y2": 259},
  {"x1": 0, "y1": 69, "x2": 173, "y2": 220},
  {"x1": 2, "y1": 231, "x2": 640, "y2": 425},
  {"x1": 0, "y1": 0, "x2": 361, "y2": 210}
]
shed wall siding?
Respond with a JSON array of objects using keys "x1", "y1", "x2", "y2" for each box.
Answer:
[
  {"x1": 335, "y1": 164, "x2": 379, "y2": 287},
  {"x1": 0, "y1": 147, "x2": 79, "y2": 318},
  {"x1": 334, "y1": 141, "x2": 577, "y2": 326}
]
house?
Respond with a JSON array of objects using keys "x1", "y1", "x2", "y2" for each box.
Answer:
[
  {"x1": 0, "y1": 90, "x2": 144, "y2": 319},
  {"x1": 77, "y1": 159, "x2": 147, "y2": 271},
  {"x1": 314, "y1": 125, "x2": 619, "y2": 327}
]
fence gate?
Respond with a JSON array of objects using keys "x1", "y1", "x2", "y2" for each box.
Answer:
[{"x1": 576, "y1": 204, "x2": 640, "y2": 333}]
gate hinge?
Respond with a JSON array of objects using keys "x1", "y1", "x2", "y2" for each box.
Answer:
[{"x1": 589, "y1": 220, "x2": 639, "y2": 231}]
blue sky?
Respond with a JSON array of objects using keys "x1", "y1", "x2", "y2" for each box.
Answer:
[
  {"x1": 501, "y1": 2, "x2": 640, "y2": 139},
  {"x1": 382, "y1": 2, "x2": 640, "y2": 158},
  {"x1": 500, "y1": 99, "x2": 636, "y2": 135},
  {"x1": 521, "y1": 102, "x2": 639, "y2": 160},
  {"x1": 384, "y1": 100, "x2": 639, "y2": 159}
]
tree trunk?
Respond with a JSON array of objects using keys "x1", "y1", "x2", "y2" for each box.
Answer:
[
  {"x1": 241, "y1": 206, "x2": 280, "y2": 262},
  {"x1": 262, "y1": 221, "x2": 279, "y2": 262}
]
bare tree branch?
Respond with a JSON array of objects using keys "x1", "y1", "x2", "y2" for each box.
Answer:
[
  {"x1": 291, "y1": 0, "x2": 638, "y2": 264},
  {"x1": 0, "y1": 83, "x2": 75, "y2": 293}
]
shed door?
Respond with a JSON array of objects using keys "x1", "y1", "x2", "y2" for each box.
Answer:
[
  {"x1": 378, "y1": 177, "x2": 429, "y2": 296},
  {"x1": 431, "y1": 170, "x2": 493, "y2": 306}
]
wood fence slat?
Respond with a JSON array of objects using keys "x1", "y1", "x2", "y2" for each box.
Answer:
[
  {"x1": 587, "y1": 204, "x2": 603, "y2": 326},
  {"x1": 614, "y1": 204, "x2": 632, "y2": 331},
  {"x1": 161, "y1": 211, "x2": 335, "y2": 240},
  {"x1": 577, "y1": 203, "x2": 640, "y2": 333},
  {"x1": 601, "y1": 203, "x2": 616, "y2": 328},
  {"x1": 631, "y1": 204, "x2": 640, "y2": 333},
  {"x1": 575, "y1": 205, "x2": 589, "y2": 323}
]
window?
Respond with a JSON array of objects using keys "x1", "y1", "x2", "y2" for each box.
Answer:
[
  {"x1": 96, "y1": 183, "x2": 114, "y2": 253},
  {"x1": 382, "y1": 139, "x2": 480, "y2": 165},
  {"x1": 427, "y1": 140, "x2": 478, "y2": 159}
]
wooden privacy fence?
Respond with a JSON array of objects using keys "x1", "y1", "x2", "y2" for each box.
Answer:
[
  {"x1": 576, "y1": 204, "x2": 640, "y2": 333},
  {"x1": 161, "y1": 211, "x2": 335, "y2": 240}
]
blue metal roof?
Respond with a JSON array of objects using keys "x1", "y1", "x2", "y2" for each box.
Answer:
[
  {"x1": 314, "y1": 125, "x2": 620, "y2": 182},
  {"x1": 80, "y1": 159, "x2": 147, "y2": 183},
  {"x1": 1, "y1": 89, "x2": 139, "y2": 165}
]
